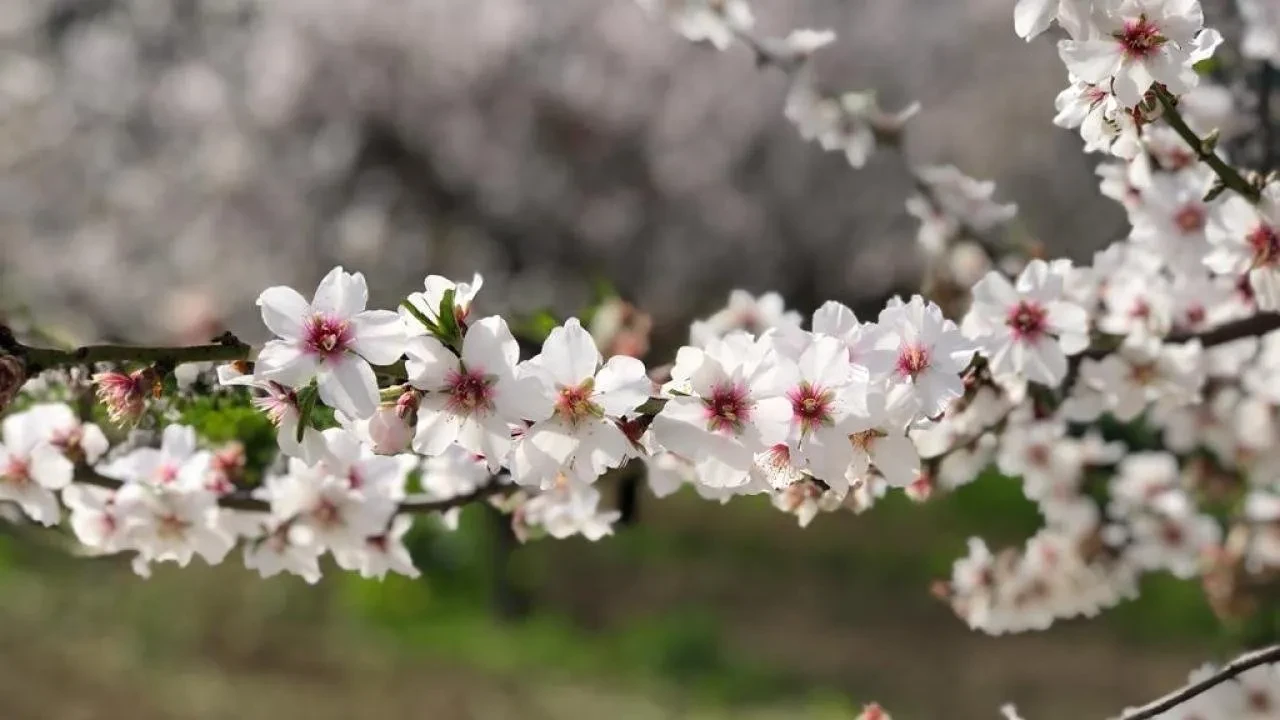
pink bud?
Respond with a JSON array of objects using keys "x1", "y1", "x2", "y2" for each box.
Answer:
[
  {"x1": 92, "y1": 369, "x2": 151, "y2": 425},
  {"x1": 366, "y1": 405, "x2": 412, "y2": 455}
]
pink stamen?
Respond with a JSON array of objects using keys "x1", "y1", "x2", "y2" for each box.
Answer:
[
  {"x1": 302, "y1": 313, "x2": 355, "y2": 360},
  {"x1": 1248, "y1": 224, "x2": 1280, "y2": 269},
  {"x1": 895, "y1": 343, "x2": 931, "y2": 380},
  {"x1": 786, "y1": 382, "x2": 834, "y2": 434},
  {"x1": 1005, "y1": 300, "x2": 1048, "y2": 342},
  {"x1": 1116, "y1": 16, "x2": 1164, "y2": 59},
  {"x1": 703, "y1": 381, "x2": 751, "y2": 434},
  {"x1": 444, "y1": 368, "x2": 496, "y2": 416}
]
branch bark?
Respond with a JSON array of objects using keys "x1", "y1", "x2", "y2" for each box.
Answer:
[
  {"x1": 1118, "y1": 644, "x2": 1280, "y2": 720},
  {"x1": 74, "y1": 467, "x2": 516, "y2": 516},
  {"x1": 1154, "y1": 85, "x2": 1261, "y2": 203},
  {"x1": 1, "y1": 326, "x2": 252, "y2": 373}
]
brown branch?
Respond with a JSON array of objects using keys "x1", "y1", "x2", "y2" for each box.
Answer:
[
  {"x1": 1154, "y1": 85, "x2": 1261, "y2": 203},
  {"x1": 1117, "y1": 644, "x2": 1280, "y2": 720},
  {"x1": 2, "y1": 326, "x2": 252, "y2": 373},
  {"x1": 74, "y1": 468, "x2": 516, "y2": 516}
]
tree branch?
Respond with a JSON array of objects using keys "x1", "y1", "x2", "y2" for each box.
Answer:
[
  {"x1": 2, "y1": 327, "x2": 252, "y2": 373},
  {"x1": 1118, "y1": 644, "x2": 1280, "y2": 720},
  {"x1": 1154, "y1": 85, "x2": 1260, "y2": 203},
  {"x1": 74, "y1": 468, "x2": 516, "y2": 516}
]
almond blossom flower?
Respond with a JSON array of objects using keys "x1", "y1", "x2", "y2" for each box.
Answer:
[
  {"x1": 1077, "y1": 336, "x2": 1204, "y2": 421},
  {"x1": 810, "y1": 301, "x2": 894, "y2": 379},
  {"x1": 217, "y1": 363, "x2": 327, "y2": 462},
  {"x1": 421, "y1": 445, "x2": 493, "y2": 530},
  {"x1": 243, "y1": 524, "x2": 324, "y2": 584},
  {"x1": 651, "y1": 332, "x2": 792, "y2": 489},
  {"x1": 255, "y1": 266, "x2": 406, "y2": 419},
  {"x1": 962, "y1": 260, "x2": 1090, "y2": 389},
  {"x1": 333, "y1": 515, "x2": 419, "y2": 580},
  {"x1": 844, "y1": 386, "x2": 922, "y2": 489},
  {"x1": 1014, "y1": 0, "x2": 1090, "y2": 39},
  {"x1": 63, "y1": 484, "x2": 125, "y2": 553},
  {"x1": 405, "y1": 315, "x2": 549, "y2": 470},
  {"x1": 1206, "y1": 183, "x2": 1280, "y2": 311},
  {"x1": 634, "y1": 0, "x2": 754, "y2": 51},
  {"x1": 689, "y1": 290, "x2": 802, "y2": 347},
  {"x1": 114, "y1": 480, "x2": 235, "y2": 569},
  {"x1": 400, "y1": 273, "x2": 483, "y2": 336},
  {"x1": 1128, "y1": 170, "x2": 1217, "y2": 273},
  {"x1": 0, "y1": 404, "x2": 79, "y2": 525},
  {"x1": 780, "y1": 335, "x2": 869, "y2": 484},
  {"x1": 517, "y1": 480, "x2": 620, "y2": 541},
  {"x1": 511, "y1": 318, "x2": 651, "y2": 488},
  {"x1": 259, "y1": 456, "x2": 396, "y2": 554},
  {"x1": 98, "y1": 423, "x2": 210, "y2": 490},
  {"x1": 874, "y1": 295, "x2": 978, "y2": 417},
  {"x1": 1057, "y1": 0, "x2": 1222, "y2": 107}
]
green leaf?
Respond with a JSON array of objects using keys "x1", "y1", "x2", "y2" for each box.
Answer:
[
  {"x1": 295, "y1": 383, "x2": 318, "y2": 443},
  {"x1": 400, "y1": 299, "x2": 438, "y2": 335},
  {"x1": 437, "y1": 288, "x2": 459, "y2": 345},
  {"x1": 1193, "y1": 57, "x2": 1219, "y2": 75}
]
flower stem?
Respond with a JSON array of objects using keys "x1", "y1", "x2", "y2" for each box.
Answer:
[{"x1": 1154, "y1": 85, "x2": 1260, "y2": 203}]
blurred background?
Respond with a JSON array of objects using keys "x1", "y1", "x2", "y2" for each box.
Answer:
[{"x1": 0, "y1": 0, "x2": 1241, "y2": 718}]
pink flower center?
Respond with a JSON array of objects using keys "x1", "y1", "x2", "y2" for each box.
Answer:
[
  {"x1": 787, "y1": 381, "x2": 834, "y2": 434},
  {"x1": 1129, "y1": 299, "x2": 1152, "y2": 320},
  {"x1": 1005, "y1": 300, "x2": 1048, "y2": 342},
  {"x1": 155, "y1": 463, "x2": 179, "y2": 485},
  {"x1": 303, "y1": 313, "x2": 354, "y2": 359},
  {"x1": 156, "y1": 513, "x2": 191, "y2": 540},
  {"x1": 1248, "y1": 224, "x2": 1280, "y2": 269},
  {"x1": 313, "y1": 498, "x2": 343, "y2": 528},
  {"x1": 555, "y1": 379, "x2": 600, "y2": 424},
  {"x1": 703, "y1": 381, "x2": 751, "y2": 434},
  {"x1": 3, "y1": 457, "x2": 30, "y2": 487},
  {"x1": 444, "y1": 368, "x2": 496, "y2": 416},
  {"x1": 895, "y1": 343, "x2": 931, "y2": 379},
  {"x1": 1116, "y1": 16, "x2": 1164, "y2": 59},
  {"x1": 1173, "y1": 204, "x2": 1205, "y2": 234},
  {"x1": 1184, "y1": 304, "x2": 1206, "y2": 327}
]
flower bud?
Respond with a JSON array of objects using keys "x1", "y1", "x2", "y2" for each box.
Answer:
[
  {"x1": 0, "y1": 354, "x2": 26, "y2": 415},
  {"x1": 92, "y1": 368, "x2": 153, "y2": 425},
  {"x1": 365, "y1": 405, "x2": 413, "y2": 455}
]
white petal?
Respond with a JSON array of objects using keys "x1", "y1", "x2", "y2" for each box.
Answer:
[
  {"x1": 257, "y1": 286, "x2": 309, "y2": 339},
  {"x1": 1014, "y1": 0, "x2": 1057, "y2": 40},
  {"x1": 413, "y1": 397, "x2": 461, "y2": 455},
  {"x1": 311, "y1": 266, "x2": 368, "y2": 317},
  {"x1": 462, "y1": 316, "x2": 519, "y2": 374},
  {"x1": 352, "y1": 310, "x2": 407, "y2": 365},
  {"x1": 541, "y1": 318, "x2": 602, "y2": 387},
  {"x1": 404, "y1": 335, "x2": 460, "y2": 390},
  {"x1": 317, "y1": 355, "x2": 379, "y2": 419},
  {"x1": 255, "y1": 341, "x2": 320, "y2": 388},
  {"x1": 30, "y1": 445, "x2": 73, "y2": 490},
  {"x1": 593, "y1": 355, "x2": 651, "y2": 417},
  {"x1": 870, "y1": 433, "x2": 920, "y2": 487}
]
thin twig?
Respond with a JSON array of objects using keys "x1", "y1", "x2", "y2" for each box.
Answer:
[
  {"x1": 74, "y1": 467, "x2": 516, "y2": 516},
  {"x1": 1117, "y1": 644, "x2": 1280, "y2": 720},
  {"x1": 1154, "y1": 85, "x2": 1260, "y2": 202}
]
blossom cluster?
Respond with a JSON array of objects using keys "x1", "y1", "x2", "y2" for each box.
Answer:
[{"x1": 5, "y1": 0, "x2": 1280, "y2": 717}]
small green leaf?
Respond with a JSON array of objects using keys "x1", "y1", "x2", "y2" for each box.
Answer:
[
  {"x1": 437, "y1": 288, "x2": 459, "y2": 344},
  {"x1": 295, "y1": 383, "x2": 318, "y2": 443},
  {"x1": 400, "y1": 299, "x2": 438, "y2": 334}
]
